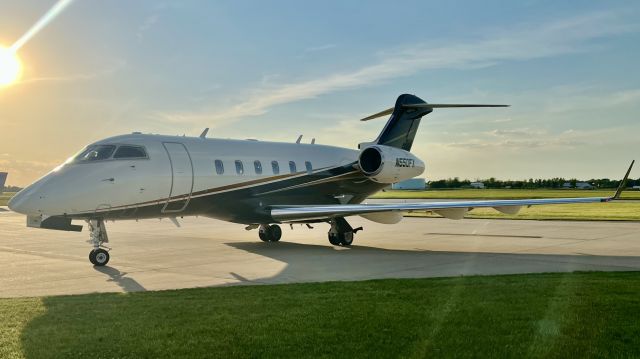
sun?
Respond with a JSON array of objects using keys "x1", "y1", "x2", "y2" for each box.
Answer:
[{"x1": 0, "y1": 46, "x2": 22, "y2": 87}]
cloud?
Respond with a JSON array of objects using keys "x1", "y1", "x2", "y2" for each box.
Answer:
[
  {"x1": 487, "y1": 128, "x2": 547, "y2": 137},
  {"x1": 137, "y1": 14, "x2": 160, "y2": 41},
  {"x1": 0, "y1": 158, "x2": 60, "y2": 186},
  {"x1": 440, "y1": 125, "x2": 638, "y2": 150},
  {"x1": 305, "y1": 43, "x2": 337, "y2": 52},
  {"x1": 16, "y1": 59, "x2": 126, "y2": 86},
  {"x1": 155, "y1": 10, "x2": 637, "y2": 127}
]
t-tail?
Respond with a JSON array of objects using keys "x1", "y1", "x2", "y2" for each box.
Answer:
[{"x1": 360, "y1": 94, "x2": 509, "y2": 151}]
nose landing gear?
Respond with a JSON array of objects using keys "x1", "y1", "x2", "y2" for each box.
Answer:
[{"x1": 87, "y1": 219, "x2": 110, "y2": 266}]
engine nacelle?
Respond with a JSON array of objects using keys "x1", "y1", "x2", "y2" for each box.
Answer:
[{"x1": 358, "y1": 145, "x2": 425, "y2": 184}]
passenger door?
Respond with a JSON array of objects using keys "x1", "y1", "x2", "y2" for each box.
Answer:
[{"x1": 162, "y1": 142, "x2": 194, "y2": 212}]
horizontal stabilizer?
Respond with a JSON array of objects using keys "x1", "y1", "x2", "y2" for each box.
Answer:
[
  {"x1": 360, "y1": 103, "x2": 509, "y2": 121},
  {"x1": 404, "y1": 103, "x2": 509, "y2": 109}
]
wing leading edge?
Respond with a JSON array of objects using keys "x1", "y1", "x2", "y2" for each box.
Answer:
[{"x1": 270, "y1": 161, "x2": 634, "y2": 222}]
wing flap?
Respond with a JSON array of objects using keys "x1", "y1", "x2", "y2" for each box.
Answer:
[
  {"x1": 434, "y1": 208, "x2": 468, "y2": 220},
  {"x1": 493, "y1": 206, "x2": 522, "y2": 215}
]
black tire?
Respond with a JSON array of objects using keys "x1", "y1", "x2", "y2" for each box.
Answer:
[
  {"x1": 259, "y1": 229, "x2": 269, "y2": 242},
  {"x1": 328, "y1": 233, "x2": 341, "y2": 245},
  {"x1": 339, "y1": 232, "x2": 354, "y2": 246},
  {"x1": 92, "y1": 248, "x2": 110, "y2": 266},
  {"x1": 269, "y1": 225, "x2": 282, "y2": 242},
  {"x1": 89, "y1": 250, "x2": 97, "y2": 265}
]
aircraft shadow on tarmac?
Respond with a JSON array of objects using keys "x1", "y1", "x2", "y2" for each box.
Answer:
[
  {"x1": 93, "y1": 266, "x2": 146, "y2": 292},
  {"x1": 225, "y1": 241, "x2": 640, "y2": 285}
]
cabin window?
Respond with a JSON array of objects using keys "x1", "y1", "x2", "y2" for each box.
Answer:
[
  {"x1": 289, "y1": 161, "x2": 297, "y2": 173},
  {"x1": 215, "y1": 160, "x2": 224, "y2": 175},
  {"x1": 254, "y1": 160, "x2": 262, "y2": 175},
  {"x1": 272, "y1": 161, "x2": 279, "y2": 175},
  {"x1": 235, "y1": 160, "x2": 244, "y2": 175},
  {"x1": 305, "y1": 161, "x2": 313, "y2": 174},
  {"x1": 113, "y1": 145, "x2": 148, "y2": 159},
  {"x1": 74, "y1": 145, "x2": 116, "y2": 162}
]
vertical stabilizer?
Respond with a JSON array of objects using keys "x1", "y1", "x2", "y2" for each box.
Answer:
[{"x1": 373, "y1": 94, "x2": 432, "y2": 151}]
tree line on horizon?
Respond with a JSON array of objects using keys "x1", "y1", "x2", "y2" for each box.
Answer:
[
  {"x1": 4, "y1": 178, "x2": 640, "y2": 193},
  {"x1": 428, "y1": 177, "x2": 640, "y2": 189}
]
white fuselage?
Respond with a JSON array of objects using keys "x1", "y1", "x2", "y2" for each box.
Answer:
[{"x1": 9, "y1": 133, "x2": 363, "y2": 221}]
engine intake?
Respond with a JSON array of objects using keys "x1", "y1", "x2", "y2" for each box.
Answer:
[
  {"x1": 358, "y1": 145, "x2": 425, "y2": 183},
  {"x1": 359, "y1": 147, "x2": 384, "y2": 175}
]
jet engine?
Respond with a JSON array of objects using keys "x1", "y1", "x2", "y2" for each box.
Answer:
[{"x1": 357, "y1": 145, "x2": 425, "y2": 183}]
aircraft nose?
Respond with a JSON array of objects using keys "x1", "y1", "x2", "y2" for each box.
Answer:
[
  {"x1": 8, "y1": 183, "x2": 45, "y2": 215},
  {"x1": 8, "y1": 190, "x2": 27, "y2": 213}
]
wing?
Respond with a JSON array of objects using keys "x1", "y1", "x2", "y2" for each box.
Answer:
[{"x1": 271, "y1": 161, "x2": 634, "y2": 222}]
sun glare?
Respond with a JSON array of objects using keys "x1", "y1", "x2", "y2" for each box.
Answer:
[{"x1": 0, "y1": 46, "x2": 22, "y2": 87}]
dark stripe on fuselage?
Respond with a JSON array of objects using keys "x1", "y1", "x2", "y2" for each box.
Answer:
[{"x1": 67, "y1": 162, "x2": 386, "y2": 224}]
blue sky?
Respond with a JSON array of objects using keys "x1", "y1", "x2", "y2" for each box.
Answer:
[{"x1": 1, "y1": 0, "x2": 639, "y2": 185}]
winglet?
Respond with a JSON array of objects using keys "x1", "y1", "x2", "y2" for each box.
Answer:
[
  {"x1": 612, "y1": 160, "x2": 635, "y2": 200},
  {"x1": 199, "y1": 128, "x2": 209, "y2": 139}
]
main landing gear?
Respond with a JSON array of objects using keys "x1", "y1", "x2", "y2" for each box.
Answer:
[
  {"x1": 259, "y1": 224, "x2": 282, "y2": 242},
  {"x1": 87, "y1": 219, "x2": 110, "y2": 266},
  {"x1": 255, "y1": 219, "x2": 362, "y2": 246},
  {"x1": 328, "y1": 217, "x2": 362, "y2": 246}
]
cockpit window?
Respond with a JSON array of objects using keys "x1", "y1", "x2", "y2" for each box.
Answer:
[
  {"x1": 114, "y1": 145, "x2": 148, "y2": 159},
  {"x1": 75, "y1": 145, "x2": 116, "y2": 162}
]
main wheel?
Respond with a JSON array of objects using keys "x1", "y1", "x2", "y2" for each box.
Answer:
[
  {"x1": 268, "y1": 225, "x2": 282, "y2": 242},
  {"x1": 89, "y1": 248, "x2": 110, "y2": 266},
  {"x1": 328, "y1": 233, "x2": 341, "y2": 245},
  {"x1": 339, "y1": 232, "x2": 354, "y2": 246},
  {"x1": 259, "y1": 229, "x2": 269, "y2": 242}
]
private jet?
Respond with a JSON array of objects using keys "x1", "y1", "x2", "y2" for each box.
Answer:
[{"x1": 8, "y1": 94, "x2": 634, "y2": 266}]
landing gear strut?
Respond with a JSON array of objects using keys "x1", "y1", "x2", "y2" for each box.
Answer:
[
  {"x1": 259, "y1": 224, "x2": 282, "y2": 242},
  {"x1": 328, "y1": 217, "x2": 361, "y2": 246},
  {"x1": 87, "y1": 219, "x2": 110, "y2": 266}
]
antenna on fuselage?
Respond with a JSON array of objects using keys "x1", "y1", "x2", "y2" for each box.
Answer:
[
  {"x1": 199, "y1": 128, "x2": 209, "y2": 139},
  {"x1": 296, "y1": 135, "x2": 303, "y2": 144}
]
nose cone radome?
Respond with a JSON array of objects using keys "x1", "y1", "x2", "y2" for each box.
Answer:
[
  {"x1": 8, "y1": 188, "x2": 37, "y2": 215},
  {"x1": 8, "y1": 190, "x2": 25, "y2": 213},
  {"x1": 7, "y1": 173, "x2": 55, "y2": 215}
]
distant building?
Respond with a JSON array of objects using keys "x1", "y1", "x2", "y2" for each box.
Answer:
[
  {"x1": 576, "y1": 182, "x2": 594, "y2": 190},
  {"x1": 563, "y1": 182, "x2": 594, "y2": 189},
  {"x1": 0, "y1": 172, "x2": 6, "y2": 194},
  {"x1": 392, "y1": 178, "x2": 426, "y2": 190},
  {"x1": 632, "y1": 186, "x2": 640, "y2": 191},
  {"x1": 470, "y1": 182, "x2": 485, "y2": 189}
]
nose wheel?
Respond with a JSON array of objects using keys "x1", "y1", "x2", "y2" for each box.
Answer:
[
  {"x1": 89, "y1": 248, "x2": 110, "y2": 266},
  {"x1": 87, "y1": 219, "x2": 110, "y2": 266}
]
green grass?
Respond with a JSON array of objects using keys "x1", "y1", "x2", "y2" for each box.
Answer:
[
  {"x1": 373, "y1": 189, "x2": 640, "y2": 200},
  {"x1": 408, "y1": 202, "x2": 640, "y2": 221},
  {"x1": 1, "y1": 272, "x2": 639, "y2": 358},
  {"x1": 0, "y1": 192, "x2": 15, "y2": 206}
]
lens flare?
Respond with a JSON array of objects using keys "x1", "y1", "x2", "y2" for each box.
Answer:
[
  {"x1": 10, "y1": 0, "x2": 74, "y2": 52},
  {"x1": 0, "y1": 46, "x2": 22, "y2": 87}
]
